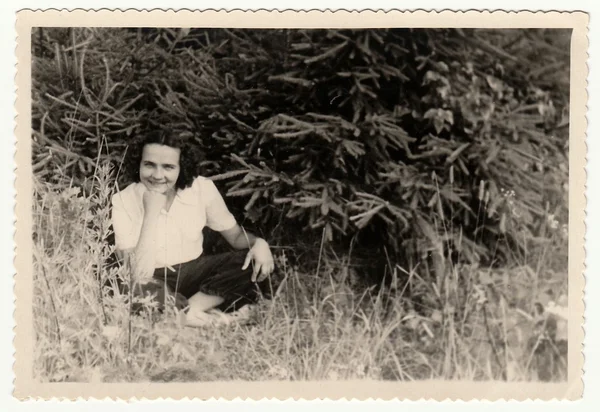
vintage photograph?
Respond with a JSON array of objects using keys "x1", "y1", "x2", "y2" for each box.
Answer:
[{"x1": 14, "y1": 9, "x2": 587, "y2": 400}]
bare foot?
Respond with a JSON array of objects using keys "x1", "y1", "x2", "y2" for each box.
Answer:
[{"x1": 187, "y1": 291, "x2": 224, "y2": 312}]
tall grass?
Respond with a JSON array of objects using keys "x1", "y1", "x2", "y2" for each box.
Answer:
[{"x1": 32, "y1": 156, "x2": 568, "y2": 383}]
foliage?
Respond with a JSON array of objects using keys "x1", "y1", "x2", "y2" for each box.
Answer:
[{"x1": 32, "y1": 27, "x2": 570, "y2": 279}]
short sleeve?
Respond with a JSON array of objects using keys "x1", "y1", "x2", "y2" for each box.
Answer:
[
  {"x1": 111, "y1": 189, "x2": 141, "y2": 251},
  {"x1": 203, "y1": 179, "x2": 237, "y2": 232}
]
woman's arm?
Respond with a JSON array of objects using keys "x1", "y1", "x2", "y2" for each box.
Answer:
[
  {"x1": 219, "y1": 224, "x2": 274, "y2": 282},
  {"x1": 219, "y1": 224, "x2": 259, "y2": 250},
  {"x1": 203, "y1": 179, "x2": 274, "y2": 281},
  {"x1": 115, "y1": 191, "x2": 166, "y2": 281},
  {"x1": 130, "y1": 209, "x2": 160, "y2": 279}
]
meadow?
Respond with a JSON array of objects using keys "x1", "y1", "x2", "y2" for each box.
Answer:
[
  {"x1": 31, "y1": 27, "x2": 570, "y2": 382},
  {"x1": 32, "y1": 158, "x2": 568, "y2": 382}
]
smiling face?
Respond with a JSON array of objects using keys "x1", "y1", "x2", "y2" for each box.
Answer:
[{"x1": 139, "y1": 143, "x2": 181, "y2": 194}]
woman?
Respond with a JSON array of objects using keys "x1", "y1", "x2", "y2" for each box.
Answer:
[{"x1": 111, "y1": 129, "x2": 274, "y2": 324}]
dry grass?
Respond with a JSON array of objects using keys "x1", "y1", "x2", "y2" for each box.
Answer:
[{"x1": 31, "y1": 161, "x2": 569, "y2": 383}]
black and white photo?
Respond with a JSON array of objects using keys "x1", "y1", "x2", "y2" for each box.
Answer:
[{"x1": 14, "y1": 9, "x2": 587, "y2": 400}]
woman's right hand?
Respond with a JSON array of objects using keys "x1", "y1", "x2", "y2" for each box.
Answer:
[{"x1": 143, "y1": 190, "x2": 167, "y2": 216}]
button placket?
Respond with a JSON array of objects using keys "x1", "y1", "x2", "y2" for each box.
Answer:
[{"x1": 156, "y1": 212, "x2": 169, "y2": 267}]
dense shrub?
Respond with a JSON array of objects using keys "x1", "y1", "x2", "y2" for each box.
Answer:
[{"x1": 31, "y1": 27, "x2": 570, "y2": 281}]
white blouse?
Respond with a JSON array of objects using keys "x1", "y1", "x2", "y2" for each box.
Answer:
[{"x1": 111, "y1": 176, "x2": 237, "y2": 269}]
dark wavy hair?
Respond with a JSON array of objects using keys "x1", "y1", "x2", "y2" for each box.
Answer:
[{"x1": 123, "y1": 129, "x2": 205, "y2": 191}]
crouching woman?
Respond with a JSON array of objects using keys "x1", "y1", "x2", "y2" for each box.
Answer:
[{"x1": 111, "y1": 130, "x2": 274, "y2": 321}]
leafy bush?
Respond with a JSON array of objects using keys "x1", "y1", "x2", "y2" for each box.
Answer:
[{"x1": 31, "y1": 27, "x2": 570, "y2": 282}]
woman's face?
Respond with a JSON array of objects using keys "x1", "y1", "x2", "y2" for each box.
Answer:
[{"x1": 139, "y1": 143, "x2": 181, "y2": 194}]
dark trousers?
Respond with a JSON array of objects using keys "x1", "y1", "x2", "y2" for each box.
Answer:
[{"x1": 151, "y1": 250, "x2": 265, "y2": 312}]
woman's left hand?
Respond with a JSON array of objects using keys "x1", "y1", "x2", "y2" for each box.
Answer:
[{"x1": 242, "y1": 238, "x2": 274, "y2": 282}]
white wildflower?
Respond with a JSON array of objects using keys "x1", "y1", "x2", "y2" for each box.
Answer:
[
  {"x1": 268, "y1": 365, "x2": 290, "y2": 379},
  {"x1": 101, "y1": 325, "x2": 119, "y2": 341},
  {"x1": 547, "y1": 214, "x2": 559, "y2": 230},
  {"x1": 327, "y1": 370, "x2": 340, "y2": 380},
  {"x1": 156, "y1": 334, "x2": 171, "y2": 346},
  {"x1": 546, "y1": 301, "x2": 568, "y2": 320}
]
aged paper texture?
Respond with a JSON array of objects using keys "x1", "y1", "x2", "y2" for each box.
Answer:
[{"x1": 14, "y1": 9, "x2": 587, "y2": 400}]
